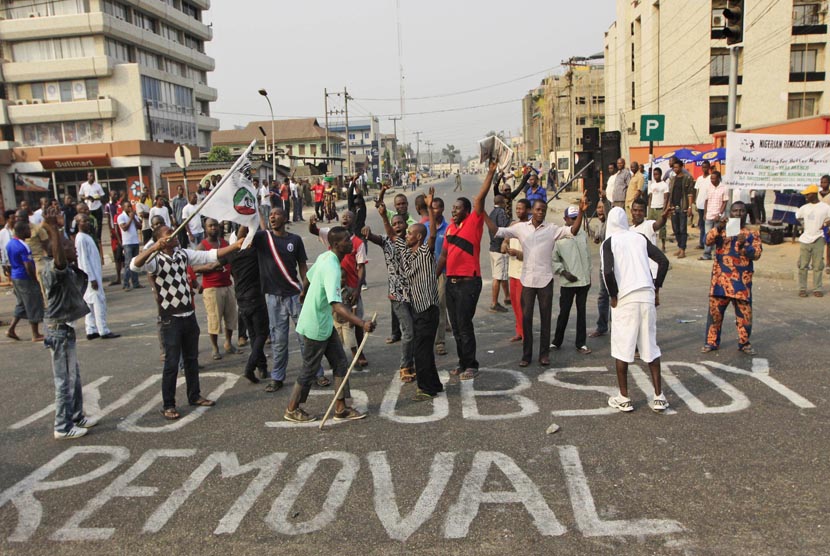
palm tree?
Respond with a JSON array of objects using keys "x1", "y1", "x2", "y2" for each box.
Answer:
[{"x1": 442, "y1": 144, "x2": 460, "y2": 165}]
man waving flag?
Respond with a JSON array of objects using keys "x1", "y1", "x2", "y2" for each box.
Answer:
[{"x1": 200, "y1": 155, "x2": 260, "y2": 246}]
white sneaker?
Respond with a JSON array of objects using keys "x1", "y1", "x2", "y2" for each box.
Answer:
[
  {"x1": 75, "y1": 416, "x2": 99, "y2": 428},
  {"x1": 651, "y1": 393, "x2": 669, "y2": 412},
  {"x1": 608, "y1": 395, "x2": 634, "y2": 412},
  {"x1": 54, "y1": 426, "x2": 88, "y2": 440}
]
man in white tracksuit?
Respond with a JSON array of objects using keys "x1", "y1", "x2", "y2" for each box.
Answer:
[
  {"x1": 74, "y1": 214, "x2": 120, "y2": 341},
  {"x1": 601, "y1": 207, "x2": 670, "y2": 412}
]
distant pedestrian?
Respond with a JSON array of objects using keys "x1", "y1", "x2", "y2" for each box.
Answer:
[
  {"x1": 611, "y1": 158, "x2": 632, "y2": 209},
  {"x1": 501, "y1": 198, "x2": 530, "y2": 343},
  {"x1": 117, "y1": 200, "x2": 142, "y2": 290},
  {"x1": 647, "y1": 167, "x2": 668, "y2": 252},
  {"x1": 74, "y1": 214, "x2": 120, "y2": 340},
  {"x1": 666, "y1": 160, "x2": 695, "y2": 259},
  {"x1": 6, "y1": 217, "x2": 44, "y2": 341},
  {"x1": 693, "y1": 161, "x2": 712, "y2": 249},
  {"x1": 487, "y1": 195, "x2": 511, "y2": 312},
  {"x1": 796, "y1": 184, "x2": 830, "y2": 297}
]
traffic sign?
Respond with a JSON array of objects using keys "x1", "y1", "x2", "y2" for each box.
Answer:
[
  {"x1": 640, "y1": 115, "x2": 665, "y2": 142},
  {"x1": 174, "y1": 145, "x2": 192, "y2": 169}
]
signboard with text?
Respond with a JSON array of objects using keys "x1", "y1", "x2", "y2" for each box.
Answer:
[
  {"x1": 724, "y1": 131, "x2": 830, "y2": 189},
  {"x1": 640, "y1": 115, "x2": 665, "y2": 142}
]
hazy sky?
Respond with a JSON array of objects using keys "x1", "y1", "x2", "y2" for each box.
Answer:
[{"x1": 207, "y1": 0, "x2": 616, "y2": 160}]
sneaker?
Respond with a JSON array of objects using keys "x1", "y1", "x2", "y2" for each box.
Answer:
[
  {"x1": 489, "y1": 303, "x2": 509, "y2": 313},
  {"x1": 75, "y1": 416, "x2": 99, "y2": 428},
  {"x1": 54, "y1": 426, "x2": 88, "y2": 440},
  {"x1": 608, "y1": 395, "x2": 635, "y2": 412},
  {"x1": 333, "y1": 407, "x2": 367, "y2": 421},
  {"x1": 283, "y1": 407, "x2": 317, "y2": 423},
  {"x1": 651, "y1": 393, "x2": 669, "y2": 412}
]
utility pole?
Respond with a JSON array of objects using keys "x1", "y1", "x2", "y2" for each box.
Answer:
[
  {"x1": 324, "y1": 88, "x2": 330, "y2": 174},
  {"x1": 413, "y1": 131, "x2": 422, "y2": 170},
  {"x1": 424, "y1": 140, "x2": 433, "y2": 173},
  {"x1": 344, "y1": 87, "x2": 351, "y2": 176},
  {"x1": 388, "y1": 116, "x2": 401, "y2": 168}
]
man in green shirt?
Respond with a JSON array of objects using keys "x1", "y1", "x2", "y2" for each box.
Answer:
[
  {"x1": 284, "y1": 226, "x2": 376, "y2": 423},
  {"x1": 552, "y1": 205, "x2": 593, "y2": 354}
]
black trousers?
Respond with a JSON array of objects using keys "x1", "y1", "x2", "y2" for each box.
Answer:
[
  {"x1": 412, "y1": 305, "x2": 443, "y2": 395},
  {"x1": 390, "y1": 300, "x2": 401, "y2": 340},
  {"x1": 446, "y1": 277, "x2": 482, "y2": 370},
  {"x1": 238, "y1": 299, "x2": 268, "y2": 376},
  {"x1": 315, "y1": 200, "x2": 324, "y2": 220},
  {"x1": 292, "y1": 329, "x2": 350, "y2": 405},
  {"x1": 521, "y1": 279, "x2": 553, "y2": 362},
  {"x1": 553, "y1": 284, "x2": 590, "y2": 348},
  {"x1": 159, "y1": 313, "x2": 201, "y2": 409}
]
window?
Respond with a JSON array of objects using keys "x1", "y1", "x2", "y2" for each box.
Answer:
[
  {"x1": 711, "y1": 0, "x2": 727, "y2": 38},
  {"x1": 5, "y1": 0, "x2": 85, "y2": 18},
  {"x1": 575, "y1": 97, "x2": 586, "y2": 105},
  {"x1": 349, "y1": 133, "x2": 356, "y2": 140},
  {"x1": 793, "y1": 3, "x2": 821, "y2": 26},
  {"x1": 159, "y1": 23, "x2": 182, "y2": 44},
  {"x1": 20, "y1": 120, "x2": 106, "y2": 146},
  {"x1": 631, "y1": 82, "x2": 636, "y2": 110},
  {"x1": 298, "y1": 145, "x2": 306, "y2": 155},
  {"x1": 184, "y1": 34, "x2": 204, "y2": 53},
  {"x1": 102, "y1": 0, "x2": 129, "y2": 21},
  {"x1": 12, "y1": 37, "x2": 95, "y2": 62},
  {"x1": 576, "y1": 137, "x2": 582, "y2": 146},
  {"x1": 105, "y1": 39, "x2": 132, "y2": 62},
  {"x1": 134, "y1": 11, "x2": 157, "y2": 33},
  {"x1": 788, "y1": 93, "x2": 820, "y2": 119},
  {"x1": 711, "y1": 50, "x2": 730, "y2": 77},
  {"x1": 709, "y1": 96, "x2": 728, "y2": 133},
  {"x1": 137, "y1": 49, "x2": 160, "y2": 69},
  {"x1": 592, "y1": 95, "x2": 605, "y2": 104},
  {"x1": 311, "y1": 144, "x2": 317, "y2": 156},
  {"x1": 364, "y1": 132, "x2": 370, "y2": 139},
  {"x1": 21, "y1": 79, "x2": 99, "y2": 102},
  {"x1": 141, "y1": 76, "x2": 193, "y2": 112},
  {"x1": 576, "y1": 116, "x2": 587, "y2": 125},
  {"x1": 790, "y1": 46, "x2": 818, "y2": 72},
  {"x1": 631, "y1": 43, "x2": 635, "y2": 72}
]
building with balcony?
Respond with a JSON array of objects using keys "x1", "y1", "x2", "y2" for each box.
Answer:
[
  {"x1": 0, "y1": 0, "x2": 218, "y2": 210},
  {"x1": 327, "y1": 118, "x2": 380, "y2": 174},
  {"x1": 211, "y1": 117, "x2": 345, "y2": 179},
  {"x1": 604, "y1": 0, "x2": 830, "y2": 160}
]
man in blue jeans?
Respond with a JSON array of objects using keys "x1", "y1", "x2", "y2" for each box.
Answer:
[
  {"x1": 39, "y1": 207, "x2": 97, "y2": 439},
  {"x1": 666, "y1": 160, "x2": 696, "y2": 259},
  {"x1": 117, "y1": 199, "x2": 142, "y2": 290},
  {"x1": 252, "y1": 207, "x2": 326, "y2": 392}
]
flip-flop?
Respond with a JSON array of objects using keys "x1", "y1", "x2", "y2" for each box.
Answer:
[
  {"x1": 161, "y1": 408, "x2": 180, "y2": 420},
  {"x1": 813, "y1": 291, "x2": 824, "y2": 298},
  {"x1": 460, "y1": 369, "x2": 479, "y2": 381},
  {"x1": 799, "y1": 290, "x2": 809, "y2": 298},
  {"x1": 5, "y1": 331, "x2": 20, "y2": 341}
]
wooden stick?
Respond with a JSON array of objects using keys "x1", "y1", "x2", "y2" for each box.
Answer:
[{"x1": 319, "y1": 312, "x2": 377, "y2": 429}]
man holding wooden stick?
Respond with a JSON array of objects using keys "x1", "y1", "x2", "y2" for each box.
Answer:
[{"x1": 284, "y1": 226, "x2": 376, "y2": 423}]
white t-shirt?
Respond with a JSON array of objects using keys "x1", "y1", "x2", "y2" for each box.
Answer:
[
  {"x1": 181, "y1": 203, "x2": 204, "y2": 235},
  {"x1": 649, "y1": 181, "x2": 668, "y2": 208},
  {"x1": 290, "y1": 181, "x2": 298, "y2": 197},
  {"x1": 0, "y1": 227, "x2": 12, "y2": 264},
  {"x1": 606, "y1": 173, "x2": 618, "y2": 201},
  {"x1": 694, "y1": 174, "x2": 711, "y2": 210},
  {"x1": 30, "y1": 209, "x2": 44, "y2": 225},
  {"x1": 79, "y1": 181, "x2": 105, "y2": 211},
  {"x1": 149, "y1": 206, "x2": 172, "y2": 228},
  {"x1": 136, "y1": 200, "x2": 151, "y2": 230},
  {"x1": 117, "y1": 212, "x2": 140, "y2": 245},
  {"x1": 796, "y1": 202, "x2": 830, "y2": 244},
  {"x1": 259, "y1": 185, "x2": 271, "y2": 206},
  {"x1": 507, "y1": 237, "x2": 523, "y2": 279}
]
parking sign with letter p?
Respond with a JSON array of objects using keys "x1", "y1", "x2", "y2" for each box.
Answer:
[{"x1": 640, "y1": 115, "x2": 665, "y2": 142}]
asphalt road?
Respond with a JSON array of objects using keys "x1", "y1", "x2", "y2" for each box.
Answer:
[{"x1": 1, "y1": 174, "x2": 828, "y2": 556}]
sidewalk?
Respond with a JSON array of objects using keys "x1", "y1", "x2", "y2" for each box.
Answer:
[{"x1": 547, "y1": 191, "x2": 803, "y2": 282}]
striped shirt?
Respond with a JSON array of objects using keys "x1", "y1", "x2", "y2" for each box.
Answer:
[
  {"x1": 397, "y1": 238, "x2": 438, "y2": 314},
  {"x1": 380, "y1": 235, "x2": 409, "y2": 302}
]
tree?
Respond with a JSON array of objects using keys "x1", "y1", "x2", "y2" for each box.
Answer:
[
  {"x1": 206, "y1": 146, "x2": 233, "y2": 162},
  {"x1": 442, "y1": 144, "x2": 460, "y2": 165}
]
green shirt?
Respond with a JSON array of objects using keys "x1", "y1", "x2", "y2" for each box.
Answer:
[
  {"x1": 296, "y1": 250, "x2": 342, "y2": 341},
  {"x1": 552, "y1": 229, "x2": 592, "y2": 288}
]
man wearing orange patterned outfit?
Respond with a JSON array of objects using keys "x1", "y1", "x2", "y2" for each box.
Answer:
[{"x1": 701, "y1": 201, "x2": 762, "y2": 356}]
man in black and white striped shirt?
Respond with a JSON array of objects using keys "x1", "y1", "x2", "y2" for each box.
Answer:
[{"x1": 381, "y1": 187, "x2": 443, "y2": 401}]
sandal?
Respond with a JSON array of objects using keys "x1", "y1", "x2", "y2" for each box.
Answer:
[
  {"x1": 189, "y1": 397, "x2": 215, "y2": 407},
  {"x1": 701, "y1": 345, "x2": 717, "y2": 353},
  {"x1": 459, "y1": 368, "x2": 479, "y2": 381},
  {"x1": 799, "y1": 290, "x2": 808, "y2": 298},
  {"x1": 739, "y1": 345, "x2": 757, "y2": 356},
  {"x1": 435, "y1": 343, "x2": 448, "y2": 355},
  {"x1": 449, "y1": 367, "x2": 463, "y2": 376},
  {"x1": 509, "y1": 335, "x2": 522, "y2": 343},
  {"x1": 161, "y1": 408, "x2": 181, "y2": 420},
  {"x1": 357, "y1": 356, "x2": 369, "y2": 367},
  {"x1": 813, "y1": 291, "x2": 824, "y2": 298},
  {"x1": 316, "y1": 376, "x2": 331, "y2": 387},
  {"x1": 399, "y1": 368, "x2": 416, "y2": 383}
]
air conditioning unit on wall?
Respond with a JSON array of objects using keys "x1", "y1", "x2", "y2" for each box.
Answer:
[
  {"x1": 32, "y1": 99, "x2": 43, "y2": 104},
  {"x1": 15, "y1": 99, "x2": 29, "y2": 105}
]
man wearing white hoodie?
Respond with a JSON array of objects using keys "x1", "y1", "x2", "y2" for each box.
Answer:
[{"x1": 601, "y1": 207, "x2": 670, "y2": 412}]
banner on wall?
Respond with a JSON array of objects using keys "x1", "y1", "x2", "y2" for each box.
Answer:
[
  {"x1": 126, "y1": 175, "x2": 150, "y2": 203},
  {"x1": 724, "y1": 132, "x2": 830, "y2": 190},
  {"x1": 14, "y1": 174, "x2": 51, "y2": 192}
]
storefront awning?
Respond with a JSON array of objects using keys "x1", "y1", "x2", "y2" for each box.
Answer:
[{"x1": 39, "y1": 154, "x2": 111, "y2": 170}]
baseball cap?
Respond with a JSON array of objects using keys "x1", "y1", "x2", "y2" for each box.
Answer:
[
  {"x1": 565, "y1": 205, "x2": 580, "y2": 218},
  {"x1": 801, "y1": 184, "x2": 819, "y2": 195}
]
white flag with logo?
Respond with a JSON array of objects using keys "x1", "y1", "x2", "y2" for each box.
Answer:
[{"x1": 199, "y1": 157, "x2": 259, "y2": 247}]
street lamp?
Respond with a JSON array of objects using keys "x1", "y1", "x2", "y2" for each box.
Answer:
[{"x1": 258, "y1": 89, "x2": 276, "y2": 182}]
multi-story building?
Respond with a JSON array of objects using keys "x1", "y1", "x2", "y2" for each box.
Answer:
[
  {"x1": 327, "y1": 117, "x2": 380, "y2": 174},
  {"x1": 521, "y1": 60, "x2": 605, "y2": 178},
  {"x1": 604, "y1": 0, "x2": 829, "y2": 159},
  {"x1": 211, "y1": 117, "x2": 344, "y2": 177},
  {"x1": 0, "y1": 0, "x2": 219, "y2": 208}
]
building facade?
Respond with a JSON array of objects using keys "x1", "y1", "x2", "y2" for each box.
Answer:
[
  {"x1": 521, "y1": 61, "x2": 605, "y2": 178},
  {"x1": 604, "y1": 0, "x2": 829, "y2": 157},
  {"x1": 0, "y1": 0, "x2": 219, "y2": 209},
  {"x1": 328, "y1": 117, "x2": 381, "y2": 175},
  {"x1": 211, "y1": 118, "x2": 344, "y2": 179}
]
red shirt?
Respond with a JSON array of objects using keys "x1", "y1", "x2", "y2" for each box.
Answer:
[
  {"x1": 280, "y1": 184, "x2": 289, "y2": 201},
  {"x1": 340, "y1": 235, "x2": 365, "y2": 289},
  {"x1": 200, "y1": 238, "x2": 233, "y2": 288},
  {"x1": 312, "y1": 184, "x2": 325, "y2": 203},
  {"x1": 444, "y1": 210, "x2": 484, "y2": 277}
]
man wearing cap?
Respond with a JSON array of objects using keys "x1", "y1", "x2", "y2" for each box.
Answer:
[
  {"x1": 796, "y1": 184, "x2": 830, "y2": 297},
  {"x1": 551, "y1": 205, "x2": 593, "y2": 354},
  {"x1": 702, "y1": 201, "x2": 761, "y2": 355}
]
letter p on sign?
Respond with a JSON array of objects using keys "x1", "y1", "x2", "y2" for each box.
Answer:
[{"x1": 640, "y1": 115, "x2": 665, "y2": 142}]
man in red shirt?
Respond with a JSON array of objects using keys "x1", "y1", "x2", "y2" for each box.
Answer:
[
  {"x1": 312, "y1": 178, "x2": 326, "y2": 220},
  {"x1": 436, "y1": 160, "x2": 498, "y2": 380},
  {"x1": 280, "y1": 178, "x2": 291, "y2": 218},
  {"x1": 194, "y1": 218, "x2": 240, "y2": 360}
]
